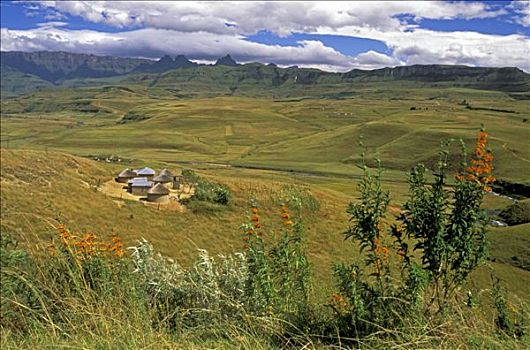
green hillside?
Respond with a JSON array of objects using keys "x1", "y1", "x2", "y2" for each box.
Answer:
[
  {"x1": 2, "y1": 51, "x2": 529, "y2": 97},
  {"x1": 2, "y1": 83, "x2": 529, "y2": 184},
  {"x1": 1, "y1": 54, "x2": 529, "y2": 348}
]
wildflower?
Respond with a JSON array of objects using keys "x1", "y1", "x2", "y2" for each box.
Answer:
[
  {"x1": 460, "y1": 129, "x2": 495, "y2": 191},
  {"x1": 280, "y1": 204, "x2": 293, "y2": 227},
  {"x1": 330, "y1": 292, "x2": 348, "y2": 310}
]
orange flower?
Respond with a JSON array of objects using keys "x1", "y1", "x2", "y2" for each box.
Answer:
[
  {"x1": 460, "y1": 129, "x2": 495, "y2": 191},
  {"x1": 330, "y1": 292, "x2": 348, "y2": 310}
]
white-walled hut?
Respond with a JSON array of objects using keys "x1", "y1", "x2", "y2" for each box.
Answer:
[
  {"x1": 128, "y1": 177, "x2": 153, "y2": 196},
  {"x1": 135, "y1": 167, "x2": 156, "y2": 180},
  {"x1": 116, "y1": 168, "x2": 137, "y2": 183},
  {"x1": 147, "y1": 183, "x2": 170, "y2": 203},
  {"x1": 152, "y1": 173, "x2": 172, "y2": 189}
]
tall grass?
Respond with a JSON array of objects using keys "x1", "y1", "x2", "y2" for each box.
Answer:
[{"x1": 1, "y1": 134, "x2": 529, "y2": 349}]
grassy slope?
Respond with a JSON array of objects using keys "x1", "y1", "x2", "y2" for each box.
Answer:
[
  {"x1": 1, "y1": 149, "x2": 528, "y2": 302},
  {"x1": 1, "y1": 84, "x2": 529, "y2": 183}
]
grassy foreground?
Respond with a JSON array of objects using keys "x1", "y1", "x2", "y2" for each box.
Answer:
[{"x1": 1, "y1": 148, "x2": 529, "y2": 349}]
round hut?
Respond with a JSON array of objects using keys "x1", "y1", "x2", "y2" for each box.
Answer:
[
  {"x1": 147, "y1": 183, "x2": 170, "y2": 203},
  {"x1": 116, "y1": 168, "x2": 137, "y2": 183},
  {"x1": 136, "y1": 167, "x2": 156, "y2": 180},
  {"x1": 128, "y1": 177, "x2": 153, "y2": 196},
  {"x1": 152, "y1": 173, "x2": 172, "y2": 189},
  {"x1": 159, "y1": 168, "x2": 173, "y2": 177}
]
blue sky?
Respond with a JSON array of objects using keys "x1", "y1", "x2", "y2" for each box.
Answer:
[{"x1": 1, "y1": 1, "x2": 529, "y2": 71}]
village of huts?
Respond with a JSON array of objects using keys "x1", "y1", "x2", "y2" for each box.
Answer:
[{"x1": 115, "y1": 167, "x2": 184, "y2": 203}]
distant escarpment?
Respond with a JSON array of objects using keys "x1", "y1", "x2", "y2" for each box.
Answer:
[{"x1": 1, "y1": 51, "x2": 529, "y2": 97}]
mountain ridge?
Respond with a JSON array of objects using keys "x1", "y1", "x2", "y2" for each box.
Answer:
[{"x1": 1, "y1": 50, "x2": 529, "y2": 97}]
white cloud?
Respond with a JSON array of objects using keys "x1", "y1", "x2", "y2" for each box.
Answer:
[
  {"x1": 353, "y1": 50, "x2": 402, "y2": 70},
  {"x1": 4, "y1": 1, "x2": 529, "y2": 72},
  {"x1": 0, "y1": 27, "x2": 357, "y2": 71},
  {"x1": 29, "y1": 1, "x2": 507, "y2": 35},
  {"x1": 36, "y1": 21, "x2": 68, "y2": 28},
  {"x1": 317, "y1": 26, "x2": 530, "y2": 72},
  {"x1": 509, "y1": 1, "x2": 530, "y2": 26}
]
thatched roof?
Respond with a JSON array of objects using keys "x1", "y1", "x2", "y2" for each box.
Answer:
[
  {"x1": 148, "y1": 183, "x2": 170, "y2": 195},
  {"x1": 153, "y1": 174, "x2": 172, "y2": 183},
  {"x1": 136, "y1": 167, "x2": 156, "y2": 176},
  {"x1": 118, "y1": 168, "x2": 137, "y2": 178},
  {"x1": 159, "y1": 168, "x2": 173, "y2": 177}
]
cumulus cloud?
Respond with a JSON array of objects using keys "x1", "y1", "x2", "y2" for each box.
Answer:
[
  {"x1": 352, "y1": 50, "x2": 402, "y2": 70},
  {"x1": 509, "y1": 1, "x2": 530, "y2": 26},
  {"x1": 322, "y1": 27, "x2": 530, "y2": 72},
  {"x1": 0, "y1": 26, "x2": 357, "y2": 71},
  {"x1": 28, "y1": 1, "x2": 507, "y2": 35},
  {"x1": 3, "y1": 1, "x2": 529, "y2": 72}
]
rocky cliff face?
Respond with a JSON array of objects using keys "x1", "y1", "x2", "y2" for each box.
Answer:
[
  {"x1": 215, "y1": 54, "x2": 238, "y2": 67},
  {"x1": 132, "y1": 54, "x2": 198, "y2": 73},
  {"x1": 1, "y1": 51, "x2": 148, "y2": 83},
  {"x1": 2, "y1": 51, "x2": 529, "y2": 95},
  {"x1": 342, "y1": 64, "x2": 529, "y2": 83}
]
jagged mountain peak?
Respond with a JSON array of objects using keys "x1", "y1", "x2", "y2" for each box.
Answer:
[{"x1": 215, "y1": 54, "x2": 238, "y2": 67}]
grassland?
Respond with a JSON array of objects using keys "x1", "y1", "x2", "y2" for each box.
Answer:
[
  {"x1": 2, "y1": 83, "x2": 528, "y2": 183},
  {"x1": 1, "y1": 79, "x2": 529, "y2": 348}
]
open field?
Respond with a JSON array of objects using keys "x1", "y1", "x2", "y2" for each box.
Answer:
[
  {"x1": 1, "y1": 82, "x2": 529, "y2": 289},
  {"x1": 2, "y1": 84, "x2": 529, "y2": 183},
  {"x1": 1, "y1": 149, "x2": 529, "y2": 303},
  {"x1": 1, "y1": 80, "x2": 529, "y2": 348}
]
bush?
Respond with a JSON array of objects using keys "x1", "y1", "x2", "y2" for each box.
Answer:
[
  {"x1": 0, "y1": 234, "x2": 40, "y2": 332},
  {"x1": 331, "y1": 136, "x2": 491, "y2": 338},
  {"x1": 182, "y1": 169, "x2": 231, "y2": 205},
  {"x1": 498, "y1": 199, "x2": 530, "y2": 226}
]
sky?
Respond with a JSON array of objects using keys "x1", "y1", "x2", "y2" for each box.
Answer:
[{"x1": 1, "y1": 1, "x2": 529, "y2": 72}]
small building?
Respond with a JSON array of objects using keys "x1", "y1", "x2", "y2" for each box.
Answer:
[
  {"x1": 128, "y1": 177, "x2": 153, "y2": 196},
  {"x1": 172, "y1": 176, "x2": 182, "y2": 190},
  {"x1": 116, "y1": 168, "x2": 137, "y2": 183},
  {"x1": 135, "y1": 167, "x2": 156, "y2": 180},
  {"x1": 147, "y1": 183, "x2": 170, "y2": 203},
  {"x1": 159, "y1": 168, "x2": 173, "y2": 177},
  {"x1": 152, "y1": 173, "x2": 172, "y2": 189}
]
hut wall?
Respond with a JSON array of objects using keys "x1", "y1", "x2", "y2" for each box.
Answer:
[
  {"x1": 172, "y1": 178, "x2": 181, "y2": 190},
  {"x1": 147, "y1": 193, "x2": 169, "y2": 203},
  {"x1": 131, "y1": 187, "x2": 150, "y2": 196},
  {"x1": 116, "y1": 177, "x2": 130, "y2": 184}
]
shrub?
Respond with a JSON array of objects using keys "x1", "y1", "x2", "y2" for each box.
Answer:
[
  {"x1": 0, "y1": 234, "x2": 40, "y2": 332},
  {"x1": 182, "y1": 169, "x2": 231, "y2": 205},
  {"x1": 241, "y1": 200, "x2": 313, "y2": 333},
  {"x1": 498, "y1": 199, "x2": 530, "y2": 226},
  {"x1": 129, "y1": 239, "x2": 248, "y2": 329},
  {"x1": 492, "y1": 275, "x2": 528, "y2": 340},
  {"x1": 272, "y1": 184, "x2": 320, "y2": 214},
  {"x1": 332, "y1": 133, "x2": 492, "y2": 338}
]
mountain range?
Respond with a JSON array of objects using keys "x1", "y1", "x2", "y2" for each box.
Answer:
[{"x1": 1, "y1": 51, "x2": 529, "y2": 97}]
